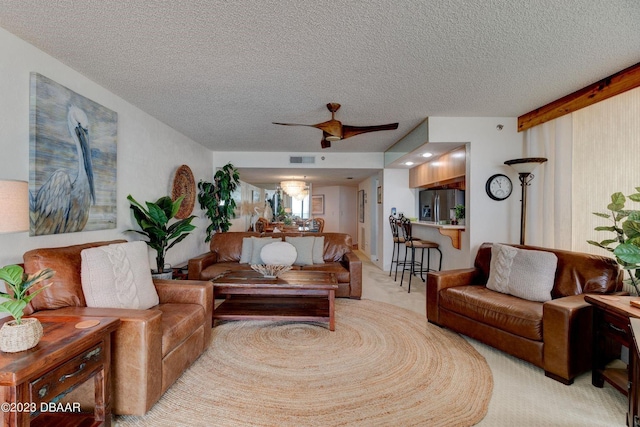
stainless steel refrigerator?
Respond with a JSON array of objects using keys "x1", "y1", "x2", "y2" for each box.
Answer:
[{"x1": 418, "y1": 189, "x2": 465, "y2": 223}]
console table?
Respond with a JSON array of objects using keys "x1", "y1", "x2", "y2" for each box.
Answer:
[{"x1": 0, "y1": 315, "x2": 119, "y2": 427}]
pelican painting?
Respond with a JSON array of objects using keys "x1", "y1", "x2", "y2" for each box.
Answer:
[{"x1": 29, "y1": 73, "x2": 117, "y2": 236}]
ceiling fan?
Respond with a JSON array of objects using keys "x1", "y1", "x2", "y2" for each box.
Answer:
[{"x1": 273, "y1": 103, "x2": 399, "y2": 149}]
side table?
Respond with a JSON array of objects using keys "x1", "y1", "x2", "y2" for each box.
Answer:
[{"x1": 0, "y1": 315, "x2": 120, "y2": 427}]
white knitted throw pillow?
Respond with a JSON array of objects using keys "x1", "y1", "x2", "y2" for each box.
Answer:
[{"x1": 486, "y1": 243, "x2": 558, "y2": 302}]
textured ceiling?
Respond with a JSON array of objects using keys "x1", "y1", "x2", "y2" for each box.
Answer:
[{"x1": 1, "y1": 0, "x2": 638, "y2": 156}]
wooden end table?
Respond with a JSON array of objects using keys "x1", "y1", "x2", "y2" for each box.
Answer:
[
  {"x1": 0, "y1": 315, "x2": 120, "y2": 427},
  {"x1": 212, "y1": 270, "x2": 338, "y2": 331}
]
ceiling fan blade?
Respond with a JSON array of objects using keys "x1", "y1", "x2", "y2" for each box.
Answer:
[
  {"x1": 273, "y1": 120, "x2": 342, "y2": 138},
  {"x1": 321, "y1": 133, "x2": 332, "y2": 149},
  {"x1": 342, "y1": 123, "x2": 399, "y2": 139},
  {"x1": 272, "y1": 122, "x2": 316, "y2": 127}
]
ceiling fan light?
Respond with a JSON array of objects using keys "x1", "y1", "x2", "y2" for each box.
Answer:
[{"x1": 325, "y1": 135, "x2": 341, "y2": 142}]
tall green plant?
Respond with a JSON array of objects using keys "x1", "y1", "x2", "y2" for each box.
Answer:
[
  {"x1": 127, "y1": 195, "x2": 196, "y2": 273},
  {"x1": 587, "y1": 188, "x2": 640, "y2": 295},
  {"x1": 0, "y1": 265, "x2": 54, "y2": 324},
  {"x1": 197, "y1": 163, "x2": 240, "y2": 242}
]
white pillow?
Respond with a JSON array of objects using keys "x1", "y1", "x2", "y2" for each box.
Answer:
[
  {"x1": 285, "y1": 236, "x2": 315, "y2": 266},
  {"x1": 260, "y1": 242, "x2": 297, "y2": 266},
  {"x1": 240, "y1": 237, "x2": 253, "y2": 264},
  {"x1": 312, "y1": 236, "x2": 325, "y2": 264},
  {"x1": 250, "y1": 237, "x2": 278, "y2": 264},
  {"x1": 486, "y1": 243, "x2": 558, "y2": 302},
  {"x1": 81, "y1": 241, "x2": 159, "y2": 309}
]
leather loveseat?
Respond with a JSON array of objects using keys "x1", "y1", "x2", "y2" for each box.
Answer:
[
  {"x1": 23, "y1": 240, "x2": 214, "y2": 415},
  {"x1": 427, "y1": 242, "x2": 623, "y2": 384},
  {"x1": 188, "y1": 232, "x2": 362, "y2": 299}
]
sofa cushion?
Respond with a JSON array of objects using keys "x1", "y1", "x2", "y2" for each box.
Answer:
[
  {"x1": 250, "y1": 237, "x2": 278, "y2": 264},
  {"x1": 81, "y1": 241, "x2": 159, "y2": 309},
  {"x1": 302, "y1": 262, "x2": 351, "y2": 284},
  {"x1": 312, "y1": 236, "x2": 325, "y2": 265},
  {"x1": 440, "y1": 285, "x2": 544, "y2": 341},
  {"x1": 260, "y1": 241, "x2": 297, "y2": 265},
  {"x1": 157, "y1": 303, "x2": 205, "y2": 357},
  {"x1": 285, "y1": 236, "x2": 315, "y2": 266},
  {"x1": 239, "y1": 237, "x2": 253, "y2": 264},
  {"x1": 486, "y1": 243, "x2": 558, "y2": 302}
]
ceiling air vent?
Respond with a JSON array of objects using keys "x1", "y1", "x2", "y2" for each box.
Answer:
[{"x1": 289, "y1": 156, "x2": 316, "y2": 164}]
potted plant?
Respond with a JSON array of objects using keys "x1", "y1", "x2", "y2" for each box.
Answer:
[
  {"x1": 454, "y1": 204, "x2": 465, "y2": 225},
  {"x1": 127, "y1": 194, "x2": 196, "y2": 278},
  {"x1": 197, "y1": 163, "x2": 240, "y2": 242},
  {"x1": 0, "y1": 265, "x2": 54, "y2": 352},
  {"x1": 588, "y1": 188, "x2": 640, "y2": 295}
]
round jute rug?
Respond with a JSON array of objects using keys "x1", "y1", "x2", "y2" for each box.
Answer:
[{"x1": 116, "y1": 299, "x2": 492, "y2": 427}]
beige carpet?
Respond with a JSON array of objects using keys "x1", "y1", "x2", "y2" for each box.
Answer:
[{"x1": 115, "y1": 299, "x2": 492, "y2": 427}]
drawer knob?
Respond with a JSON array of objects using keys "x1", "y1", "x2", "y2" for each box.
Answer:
[{"x1": 38, "y1": 385, "x2": 48, "y2": 398}]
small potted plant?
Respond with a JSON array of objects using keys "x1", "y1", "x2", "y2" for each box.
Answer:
[
  {"x1": 0, "y1": 265, "x2": 54, "y2": 352},
  {"x1": 454, "y1": 204, "x2": 465, "y2": 225},
  {"x1": 588, "y1": 188, "x2": 640, "y2": 295},
  {"x1": 127, "y1": 194, "x2": 196, "y2": 279}
]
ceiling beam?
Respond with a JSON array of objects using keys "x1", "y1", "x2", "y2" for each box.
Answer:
[{"x1": 518, "y1": 62, "x2": 640, "y2": 132}]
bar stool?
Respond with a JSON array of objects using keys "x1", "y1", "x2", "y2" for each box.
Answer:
[
  {"x1": 399, "y1": 216, "x2": 442, "y2": 293},
  {"x1": 388, "y1": 215, "x2": 405, "y2": 280}
]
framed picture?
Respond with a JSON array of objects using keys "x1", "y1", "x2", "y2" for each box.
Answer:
[
  {"x1": 377, "y1": 186, "x2": 382, "y2": 204},
  {"x1": 311, "y1": 194, "x2": 324, "y2": 215},
  {"x1": 358, "y1": 190, "x2": 365, "y2": 223},
  {"x1": 29, "y1": 73, "x2": 118, "y2": 236}
]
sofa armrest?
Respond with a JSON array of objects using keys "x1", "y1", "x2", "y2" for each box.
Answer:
[
  {"x1": 32, "y1": 306, "x2": 163, "y2": 415},
  {"x1": 426, "y1": 268, "x2": 478, "y2": 325},
  {"x1": 542, "y1": 294, "x2": 593, "y2": 383},
  {"x1": 188, "y1": 252, "x2": 218, "y2": 280},
  {"x1": 341, "y1": 252, "x2": 362, "y2": 299},
  {"x1": 154, "y1": 279, "x2": 214, "y2": 341}
]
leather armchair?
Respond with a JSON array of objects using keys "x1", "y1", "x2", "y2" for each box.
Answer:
[{"x1": 23, "y1": 240, "x2": 213, "y2": 415}]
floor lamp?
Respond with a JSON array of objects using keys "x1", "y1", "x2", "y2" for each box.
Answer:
[{"x1": 503, "y1": 158, "x2": 547, "y2": 245}]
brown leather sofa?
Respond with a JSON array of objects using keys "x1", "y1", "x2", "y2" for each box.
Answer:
[
  {"x1": 188, "y1": 231, "x2": 362, "y2": 299},
  {"x1": 23, "y1": 240, "x2": 214, "y2": 415},
  {"x1": 427, "y1": 242, "x2": 623, "y2": 384}
]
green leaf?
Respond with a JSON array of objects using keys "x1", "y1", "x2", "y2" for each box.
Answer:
[
  {"x1": 0, "y1": 300, "x2": 27, "y2": 321},
  {"x1": 623, "y1": 219, "x2": 640, "y2": 240},
  {"x1": 629, "y1": 193, "x2": 640, "y2": 202},
  {"x1": 592, "y1": 212, "x2": 610, "y2": 219},
  {"x1": 608, "y1": 192, "x2": 626, "y2": 212},
  {"x1": 595, "y1": 226, "x2": 616, "y2": 232},
  {"x1": 614, "y1": 243, "x2": 640, "y2": 264},
  {"x1": 0, "y1": 265, "x2": 24, "y2": 287}
]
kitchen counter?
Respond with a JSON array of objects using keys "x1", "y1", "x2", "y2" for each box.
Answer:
[{"x1": 412, "y1": 220, "x2": 465, "y2": 249}]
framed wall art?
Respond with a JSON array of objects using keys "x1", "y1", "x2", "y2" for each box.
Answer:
[
  {"x1": 29, "y1": 73, "x2": 118, "y2": 236},
  {"x1": 311, "y1": 194, "x2": 324, "y2": 215},
  {"x1": 358, "y1": 190, "x2": 365, "y2": 223}
]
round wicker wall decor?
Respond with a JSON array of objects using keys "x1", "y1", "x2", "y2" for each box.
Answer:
[{"x1": 171, "y1": 165, "x2": 196, "y2": 219}]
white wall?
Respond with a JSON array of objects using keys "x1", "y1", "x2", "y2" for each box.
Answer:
[
  {"x1": 378, "y1": 169, "x2": 416, "y2": 270},
  {"x1": 428, "y1": 117, "x2": 524, "y2": 262},
  {"x1": 0, "y1": 27, "x2": 213, "y2": 267}
]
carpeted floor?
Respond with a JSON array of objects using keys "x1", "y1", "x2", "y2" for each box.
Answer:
[
  {"x1": 362, "y1": 253, "x2": 628, "y2": 426},
  {"x1": 115, "y1": 299, "x2": 492, "y2": 427}
]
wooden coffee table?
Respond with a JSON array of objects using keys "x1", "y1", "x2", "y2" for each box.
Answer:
[{"x1": 211, "y1": 270, "x2": 338, "y2": 331}]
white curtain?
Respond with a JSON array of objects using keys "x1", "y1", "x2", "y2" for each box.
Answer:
[{"x1": 523, "y1": 115, "x2": 573, "y2": 249}]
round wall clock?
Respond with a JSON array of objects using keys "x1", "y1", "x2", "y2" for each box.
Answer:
[{"x1": 485, "y1": 174, "x2": 513, "y2": 201}]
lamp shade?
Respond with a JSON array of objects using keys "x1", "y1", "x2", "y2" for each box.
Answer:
[
  {"x1": 504, "y1": 157, "x2": 548, "y2": 174},
  {"x1": 0, "y1": 180, "x2": 29, "y2": 233}
]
